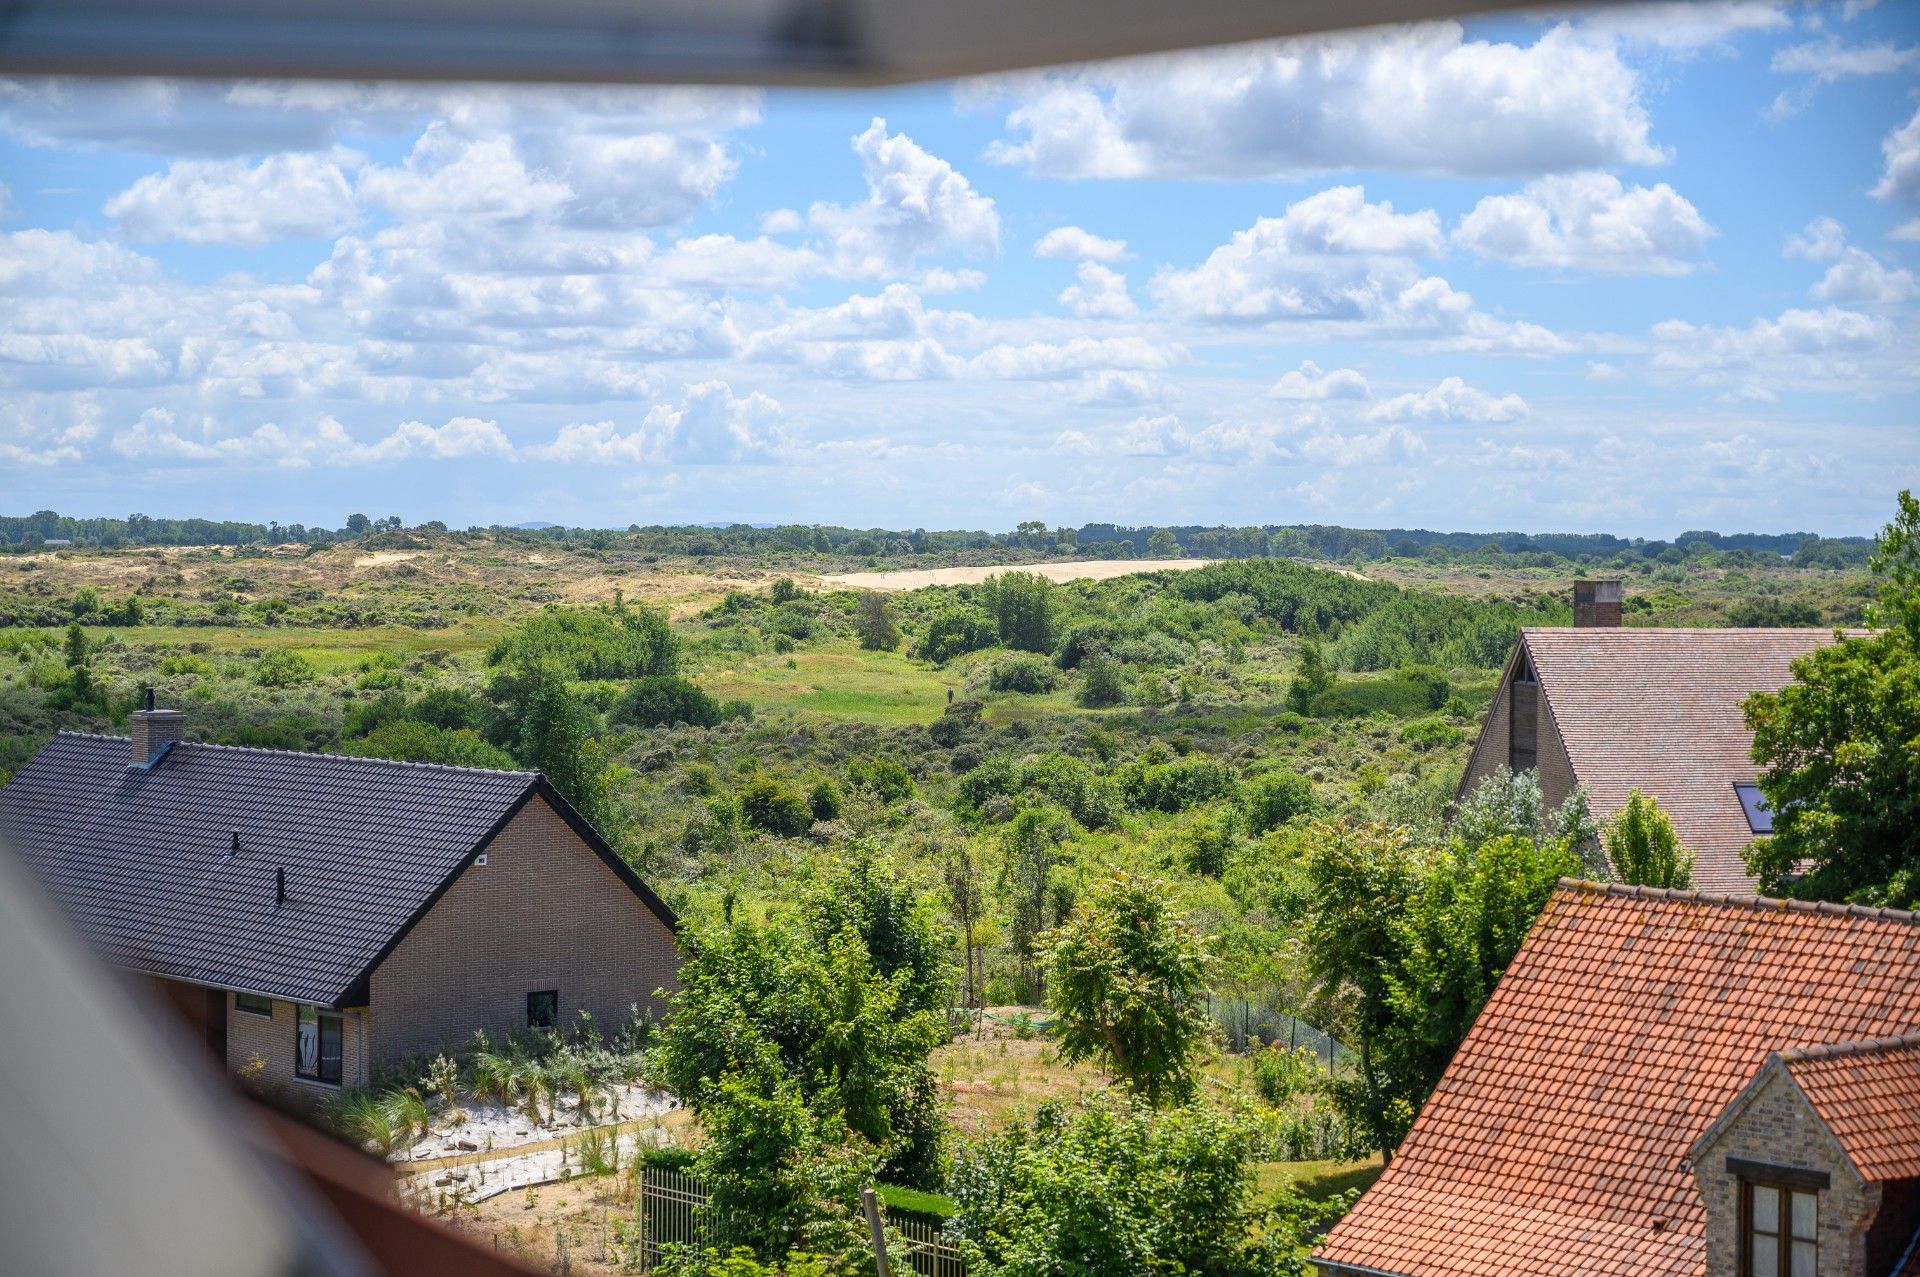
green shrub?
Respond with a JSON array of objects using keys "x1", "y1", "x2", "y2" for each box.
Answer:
[
  {"x1": 1238, "y1": 770, "x2": 1318, "y2": 833},
  {"x1": 987, "y1": 654, "x2": 1058, "y2": 694},
  {"x1": 915, "y1": 608, "x2": 998, "y2": 664},
  {"x1": 739, "y1": 775, "x2": 815, "y2": 837},
  {"x1": 253, "y1": 650, "x2": 315, "y2": 687},
  {"x1": 613, "y1": 675, "x2": 723, "y2": 729},
  {"x1": 1252, "y1": 1045, "x2": 1324, "y2": 1108},
  {"x1": 487, "y1": 604, "x2": 678, "y2": 679},
  {"x1": 1604, "y1": 790, "x2": 1694, "y2": 889},
  {"x1": 846, "y1": 757, "x2": 915, "y2": 803},
  {"x1": 1121, "y1": 755, "x2": 1238, "y2": 813},
  {"x1": 1308, "y1": 670, "x2": 1450, "y2": 719},
  {"x1": 345, "y1": 721, "x2": 517, "y2": 770},
  {"x1": 808, "y1": 778, "x2": 843, "y2": 822},
  {"x1": 1401, "y1": 717, "x2": 1465, "y2": 748}
]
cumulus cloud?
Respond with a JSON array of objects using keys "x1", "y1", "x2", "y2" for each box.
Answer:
[
  {"x1": 1785, "y1": 216, "x2": 1847, "y2": 262},
  {"x1": 1368, "y1": 377, "x2": 1528, "y2": 423},
  {"x1": 358, "y1": 128, "x2": 571, "y2": 222},
  {"x1": 1151, "y1": 188, "x2": 1499, "y2": 340},
  {"x1": 1650, "y1": 306, "x2": 1894, "y2": 387},
  {"x1": 1454, "y1": 172, "x2": 1714, "y2": 275},
  {"x1": 1572, "y1": 2, "x2": 1788, "y2": 53},
  {"x1": 1783, "y1": 218, "x2": 1917, "y2": 305},
  {"x1": 807, "y1": 119, "x2": 1000, "y2": 276},
  {"x1": 1872, "y1": 106, "x2": 1920, "y2": 238},
  {"x1": 532, "y1": 382, "x2": 783, "y2": 464},
  {"x1": 105, "y1": 152, "x2": 358, "y2": 245},
  {"x1": 1058, "y1": 262, "x2": 1138, "y2": 318},
  {"x1": 976, "y1": 22, "x2": 1663, "y2": 180},
  {"x1": 1034, "y1": 226, "x2": 1130, "y2": 262},
  {"x1": 110, "y1": 407, "x2": 512, "y2": 465},
  {"x1": 1269, "y1": 361, "x2": 1370, "y2": 400}
]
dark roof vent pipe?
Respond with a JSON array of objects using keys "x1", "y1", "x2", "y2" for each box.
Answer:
[
  {"x1": 275, "y1": 867, "x2": 286, "y2": 906},
  {"x1": 229, "y1": 830, "x2": 240, "y2": 859}
]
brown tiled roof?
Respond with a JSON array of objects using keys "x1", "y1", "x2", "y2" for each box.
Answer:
[
  {"x1": 1521, "y1": 627, "x2": 1852, "y2": 894},
  {"x1": 1314, "y1": 880, "x2": 1920, "y2": 1277},
  {"x1": 1780, "y1": 1034, "x2": 1920, "y2": 1183}
]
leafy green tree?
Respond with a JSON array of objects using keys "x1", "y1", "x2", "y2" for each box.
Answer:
[
  {"x1": 612, "y1": 675, "x2": 722, "y2": 729},
  {"x1": 854, "y1": 591, "x2": 901, "y2": 651},
  {"x1": 1041, "y1": 872, "x2": 1218, "y2": 1106},
  {"x1": 1076, "y1": 654, "x2": 1125, "y2": 707},
  {"x1": 845, "y1": 757, "x2": 915, "y2": 803},
  {"x1": 1604, "y1": 791, "x2": 1693, "y2": 888},
  {"x1": 801, "y1": 844, "x2": 955, "y2": 1021},
  {"x1": 1286, "y1": 639, "x2": 1334, "y2": 714},
  {"x1": 949, "y1": 1097, "x2": 1291, "y2": 1277},
  {"x1": 344, "y1": 721, "x2": 517, "y2": 769},
  {"x1": 253, "y1": 649, "x2": 316, "y2": 687},
  {"x1": 487, "y1": 603, "x2": 678, "y2": 679},
  {"x1": 1146, "y1": 528, "x2": 1181, "y2": 558},
  {"x1": 997, "y1": 807, "x2": 1072, "y2": 999},
  {"x1": 770, "y1": 576, "x2": 801, "y2": 605},
  {"x1": 1294, "y1": 822, "x2": 1427, "y2": 1161},
  {"x1": 983, "y1": 572, "x2": 1055, "y2": 654},
  {"x1": 487, "y1": 662, "x2": 618, "y2": 828},
  {"x1": 914, "y1": 607, "x2": 999, "y2": 664},
  {"x1": 1744, "y1": 492, "x2": 1920, "y2": 906}
]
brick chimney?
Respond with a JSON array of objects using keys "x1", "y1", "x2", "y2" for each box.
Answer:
[
  {"x1": 1573, "y1": 580, "x2": 1623, "y2": 629},
  {"x1": 129, "y1": 688, "x2": 185, "y2": 766}
]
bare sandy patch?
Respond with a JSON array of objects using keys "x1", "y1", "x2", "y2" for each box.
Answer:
[
  {"x1": 352, "y1": 550, "x2": 425, "y2": 569},
  {"x1": 819, "y1": 558, "x2": 1213, "y2": 591}
]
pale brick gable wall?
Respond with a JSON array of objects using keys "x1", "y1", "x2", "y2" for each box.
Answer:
[
  {"x1": 225, "y1": 996, "x2": 369, "y2": 1098},
  {"x1": 366, "y1": 796, "x2": 679, "y2": 1065},
  {"x1": 1693, "y1": 1067, "x2": 1875, "y2": 1277},
  {"x1": 1458, "y1": 642, "x2": 1578, "y2": 807}
]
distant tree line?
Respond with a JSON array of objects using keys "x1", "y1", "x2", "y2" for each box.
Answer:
[{"x1": 3, "y1": 507, "x2": 1873, "y2": 568}]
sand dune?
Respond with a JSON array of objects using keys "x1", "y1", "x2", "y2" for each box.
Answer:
[{"x1": 817, "y1": 558, "x2": 1213, "y2": 591}]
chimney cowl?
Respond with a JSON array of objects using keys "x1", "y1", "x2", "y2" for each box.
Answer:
[
  {"x1": 1573, "y1": 580, "x2": 1624, "y2": 629},
  {"x1": 129, "y1": 702, "x2": 186, "y2": 767}
]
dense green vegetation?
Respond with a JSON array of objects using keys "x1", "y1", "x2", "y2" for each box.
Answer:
[{"x1": 3, "y1": 503, "x2": 1903, "y2": 1275}]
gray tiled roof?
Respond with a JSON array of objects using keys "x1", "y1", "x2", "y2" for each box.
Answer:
[
  {"x1": 1521, "y1": 626, "x2": 1853, "y2": 893},
  {"x1": 0, "y1": 733, "x2": 544, "y2": 1007}
]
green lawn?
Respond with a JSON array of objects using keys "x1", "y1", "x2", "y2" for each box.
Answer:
[
  {"x1": 1256, "y1": 1155, "x2": 1385, "y2": 1204},
  {"x1": 694, "y1": 647, "x2": 961, "y2": 724}
]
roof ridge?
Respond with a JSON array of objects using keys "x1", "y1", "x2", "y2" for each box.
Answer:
[
  {"x1": 1779, "y1": 1033, "x2": 1920, "y2": 1065},
  {"x1": 53, "y1": 730, "x2": 538, "y2": 780},
  {"x1": 1555, "y1": 877, "x2": 1920, "y2": 926},
  {"x1": 1520, "y1": 626, "x2": 1870, "y2": 636}
]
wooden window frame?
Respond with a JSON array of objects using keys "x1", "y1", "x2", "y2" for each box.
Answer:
[{"x1": 1738, "y1": 1175, "x2": 1819, "y2": 1277}]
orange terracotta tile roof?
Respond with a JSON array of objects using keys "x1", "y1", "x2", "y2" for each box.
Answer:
[
  {"x1": 1779, "y1": 1034, "x2": 1920, "y2": 1183},
  {"x1": 1521, "y1": 627, "x2": 1854, "y2": 894},
  {"x1": 1314, "y1": 880, "x2": 1920, "y2": 1277}
]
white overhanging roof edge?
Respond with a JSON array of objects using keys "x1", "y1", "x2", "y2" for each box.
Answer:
[{"x1": 0, "y1": 0, "x2": 1605, "y2": 85}]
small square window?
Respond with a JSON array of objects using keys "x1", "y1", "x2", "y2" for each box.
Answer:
[
  {"x1": 528, "y1": 990, "x2": 558, "y2": 1031},
  {"x1": 234, "y1": 992, "x2": 273, "y2": 1017}
]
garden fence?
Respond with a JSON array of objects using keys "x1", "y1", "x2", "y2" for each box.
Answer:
[{"x1": 629, "y1": 1167, "x2": 966, "y2": 1276}]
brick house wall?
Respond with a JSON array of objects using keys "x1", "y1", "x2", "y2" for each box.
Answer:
[
  {"x1": 1693, "y1": 1067, "x2": 1875, "y2": 1277},
  {"x1": 1458, "y1": 643, "x2": 1579, "y2": 808},
  {"x1": 225, "y1": 996, "x2": 370, "y2": 1100},
  {"x1": 366, "y1": 796, "x2": 679, "y2": 1065}
]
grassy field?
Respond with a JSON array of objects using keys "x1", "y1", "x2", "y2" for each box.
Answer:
[{"x1": 693, "y1": 648, "x2": 961, "y2": 724}]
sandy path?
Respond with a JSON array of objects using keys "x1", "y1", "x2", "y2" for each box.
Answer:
[{"x1": 818, "y1": 558, "x2": 1213, "y2": 591}]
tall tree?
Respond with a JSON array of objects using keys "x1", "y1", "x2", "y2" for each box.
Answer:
[
  {"x1": 997, "y1": 807, "x2": 1071, "y2": 1000},
  {"x1": 983, "y1": 571, "x2": 1055, "y2": 654},
  {"x1": 1744, "y1": 492, "x2": 1920, "y2": 906},
  {"x1": 854, "y1": 590, "x2": 901, "y2": 651},
  {"x1": 1041, "y1": 872, "x2": 1218, "y2": 1106},
  {"x1": 1604, "y1": 791, "x2": 1693, "y2": 889}
]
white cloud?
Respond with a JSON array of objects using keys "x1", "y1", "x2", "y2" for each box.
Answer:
[
  {"x1": 1151, "y1": 189, "x2": 1492, "y2": 340},
  {"x1": 970, "y1": 336, "x2": 1174, "y2": 380},
  {"x1": 1269, "y1": 361, "x2": 1370, "y2": 400},
  {"x1": 1297, "y1": 423, "x2": 1426, "y2": 466},
  {"x1": 1810, "y1": 247, "x2": 1918, "y2": 305},
  {"x1": 1033, "y1": 226, "x2": 1130, "y2": 262},
  {"x1": 1574, "y1": 2, "x2": 1788, "y2": 53},
  {"x1": 1058, "y1": 262, "x2": 1138, "y2": 318},
  {"x1": 1768, "y1": 39, "x2": 1918, "y2": 118},
  {"x1": 1454, "y1": 172, "x2": 1714, "y2": 275},
  {"x1": 1651, "y1": 306, "x2": 1894, "y2": 383},
  {"x1": 105, "y1": 152, "x2": 358, "y2": 245},
  {"x1": 1871, "y1": 107, "x2": 1920, "y2": 213},
  {"x1": 976, "y1": 22, "x2": 1663, "y2": 180},
  {"x1": 358, "y1": 128, "x2": 570, "y2": 222},
  {"x1": 761, "y1": 208, "x2": 804, "y2": 234},
  {"x1": 1073, "y1": 370, "x2": 1159, "y2": 406},
  {"x1": 1586, "y1": 361, "x2": 1625, "y2": 381},
  {"x1": 532, "y1": 382, "x2": 784, "y2": 464},
  {"x1": 1368, "y1": 377, "x2": 1528, "y2": 423},
  {"x1": 1785, "y1": 216, "x2": 1847, "y2": 262},
  {"x1": 109, "y1": 408, "x2": 512, "y2": 466},
  {"x1": 806, "y1": 119, "x2": 1000, "y2": 276}
]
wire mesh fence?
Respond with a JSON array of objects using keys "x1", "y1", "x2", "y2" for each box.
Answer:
[{"x1": 627, "y1": 1168, "x2": 966, "y2": 1275}]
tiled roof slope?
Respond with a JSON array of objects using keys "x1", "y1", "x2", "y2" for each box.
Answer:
[
  {"x1": 0, "y1": 732, "x2": 539, "y2": 1007},
  {"x1": 1521, "y1": 627, "x2": 1850, "y2": 894},
  {"x1": 1315, "y1": 880, "x2": 1920, "y2": 1277},
  {"x1": 1781, "y1": 1034, "x2": 1920, "y2": 1183}
]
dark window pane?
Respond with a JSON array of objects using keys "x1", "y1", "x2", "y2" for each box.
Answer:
[
  {"x1": 528, "y1": 990, "x2": 558, "y2": 1030},
  {"x1": 1735, "y1": 783, "x2": 1773, "y2": 834},
  {"x1": 235, "y1": 992, "x2": 272, "y2": 1017}
]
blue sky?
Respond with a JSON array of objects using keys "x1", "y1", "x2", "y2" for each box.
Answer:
[{"x1": 2, "y1": 1, "x2": 1917, "y2": 536}]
